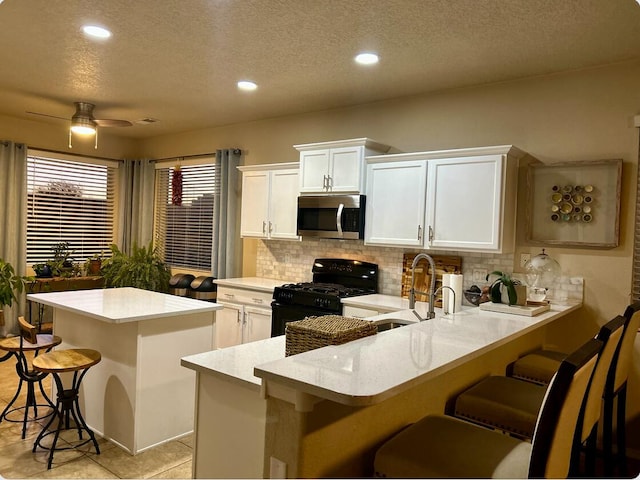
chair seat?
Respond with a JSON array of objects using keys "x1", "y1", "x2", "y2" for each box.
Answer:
[
  {"x1": 32, "y1": 349, "x2": 101, "y2": 373},
  {"x1": 374, "y1": 415, "x2": 531, "y2": 478},
  {"x1": 0, "y1": 334, "x2": 62, "y2": 352},
  {"x1": 454, "y1": 376, "x2": 545, "y2": 438},
  {"x1": 510, "y1": 349, "x2": 566, "y2": 384}
]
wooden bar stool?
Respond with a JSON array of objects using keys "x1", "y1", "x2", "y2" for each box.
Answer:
[
  {"x1": 32, "y1": 348, "x2": 101, "y2": 469},
  {"x1": 0, "y1": 316, "x2": 61, "y2": 438}
]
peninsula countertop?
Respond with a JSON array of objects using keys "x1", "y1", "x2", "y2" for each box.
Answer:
[
  {"x1": 182, "y1": 300, "x2": 581, "y2": 407},
  {"x1": 27, "y1": 287, "x2": 222, "y2": 324}
]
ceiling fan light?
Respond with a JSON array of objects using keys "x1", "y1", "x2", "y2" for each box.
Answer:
[
  {"x1": 71, "y1": 125, "x2": 96, "y2": 135},
  {"x1": 71, "y1": 114, "x2": 97, "y2": 135}
]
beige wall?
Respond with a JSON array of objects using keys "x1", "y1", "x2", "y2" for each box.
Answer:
[{"x1": 138, "y1": 61, "x2": 639, "y2": 318}]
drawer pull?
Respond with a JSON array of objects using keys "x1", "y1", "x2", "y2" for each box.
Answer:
[{"x1": 252, "y1": 298, "x2": 264, "y2": 304}]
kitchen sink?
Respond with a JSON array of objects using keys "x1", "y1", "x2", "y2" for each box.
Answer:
[{"x1": 375, "y1": 318, "x2": 414, "y2": 332}]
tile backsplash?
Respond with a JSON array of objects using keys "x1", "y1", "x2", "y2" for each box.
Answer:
[{"x1": 256, "y1": 239, "x2": 583, "y2": 303}]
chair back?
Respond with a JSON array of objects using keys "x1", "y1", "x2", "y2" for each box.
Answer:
[
  {"x1": 608, "y1": 302, "x2": 640, "y2": 393},
  {"x1": 578, "y1": 315, "x2": 625, "y2": 442},
  {"x1": 18, "y1": 316, "x2": 38, "y2": 345},
  {"x1": 528, "y1": 338, "x2": 602, "y2": 478}
]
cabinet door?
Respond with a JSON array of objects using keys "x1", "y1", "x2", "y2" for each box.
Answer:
[
  {"x1": 328, "y1": 146, "x2": 363, "y2": 193},
  {"x1": 243, "y1": 306, "x2": 272, "y2": 344},
  {"x1": 365, "y1": 160, "x2": 427, "y2": 246},
  {"x1": 299, "y1": 150, "x2": 330, "y2": 193},
  {"x1": 269, "y1": 169, "x2": 300, "y2": 240},
  {"x1": 240, "y1": 171, "x2": 270, "y2": 238},
  {"x1": 215, "y1": 303, "x2": 243, "y2": 349},
  {"x1": 426, "y1": 155, "x2": 503, "y2": 251}
]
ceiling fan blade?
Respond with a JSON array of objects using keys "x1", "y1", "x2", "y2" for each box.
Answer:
[
  {"x1": 26, "y1": 111, "x2": 68, "y2": 121},
  {"x1": 95, "y1": 118, "x2": 133, "y2": 127}
]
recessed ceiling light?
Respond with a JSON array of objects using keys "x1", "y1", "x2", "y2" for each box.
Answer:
[
  {"x1": 237, "y1": 80, "x2": 258, "y2": 91},
  {"x1": 355, "y1": 52, "x2": 379, "y2": 65},
  {"x1": 82, "y1": 25, "x2": 112, "y2": 39}
]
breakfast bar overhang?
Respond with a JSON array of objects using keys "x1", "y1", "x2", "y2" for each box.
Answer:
[{"x1": 27, "y1": 287, "x2": 222, "y2": 455}]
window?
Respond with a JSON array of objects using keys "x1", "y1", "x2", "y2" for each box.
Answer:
[
  {"x1": 26, "y1": 150, "x2": 117, "y2": 265},
  {"x1": 154, "y1": 160, "x2": 217, "y2": 271}
]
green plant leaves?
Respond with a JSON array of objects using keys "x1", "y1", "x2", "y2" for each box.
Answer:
[{"x1": 100, "y1": 242, "x2": 170, "y2": 293}]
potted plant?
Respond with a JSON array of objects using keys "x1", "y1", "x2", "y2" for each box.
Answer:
[
  {"x1": 84, "y1": 252, "x2": 104, "y2": 276},
  {"x1": 0, "y1": 258, "x2": 32, "y2": 326},
  {"x1": 101, "y1": 242, "x2": 171, "y2": 293},
  {"x1": 486, "y1": 271, "x2": 523, "y2": 306}
]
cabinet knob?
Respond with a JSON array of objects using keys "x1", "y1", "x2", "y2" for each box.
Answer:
[
  {"x1": 417, "y1": 225, "x2": 422, "y2": 241},
  {"x1": 262, "y1": 221, "x2": 267, "y2": 235},
  {"x1": 268, "y1": 221, "x2": 273, "y2": 233},
  {"x1": 428, "y1": 225, "x2": 434, "y2": 243}
]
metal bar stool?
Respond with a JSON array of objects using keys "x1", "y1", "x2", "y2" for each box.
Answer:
[
  {"x1": 0, "y1": 316, "x2": 61, "y2": 438},
  {"x1": 32, "y1": 348, "x2": 101, "y2": 469}
]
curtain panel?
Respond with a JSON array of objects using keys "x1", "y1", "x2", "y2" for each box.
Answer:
[
  {"x1": 0, "y1": 141, "x2": 28, "y2": 335},
  {"x1": 213, "y1": 149, "x2": 241, "y2": 279},
  {"x1": 117, "y1": 159, "x2": 155, "y2": 254}
]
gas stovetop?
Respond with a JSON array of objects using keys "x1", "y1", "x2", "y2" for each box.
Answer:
[{"x1": 272, "y1": 259, "x2": 379, "y2": 312}]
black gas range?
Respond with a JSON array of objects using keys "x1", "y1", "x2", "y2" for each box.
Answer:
[{"x1": 270, "y1": 258, "x2": 378, "y2": 336}]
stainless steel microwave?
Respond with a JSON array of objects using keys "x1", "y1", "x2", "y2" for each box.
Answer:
[{"x1": 297, "y1": 195, "x2": 365, "y2": 239}]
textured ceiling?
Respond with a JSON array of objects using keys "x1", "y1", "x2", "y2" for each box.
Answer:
[{"x1": 0, "y1": 0, "x2": 639, "y2": 139}]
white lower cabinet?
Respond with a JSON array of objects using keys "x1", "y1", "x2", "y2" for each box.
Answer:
[{"x1": 215, "y1": 286, "x2": 273, "y2": 348}]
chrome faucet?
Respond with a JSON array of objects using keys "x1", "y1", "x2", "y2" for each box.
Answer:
[{"x1": 409, "y1": 253, "x2": 437, "y2": 320}]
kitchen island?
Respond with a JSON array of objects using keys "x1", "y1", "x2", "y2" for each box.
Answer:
[
  {"x1": 27, "y1": 287, "x2": 222, "y2": 455},
  {"x1": 182, "y1": 299, "x2": 581, "y2": 478}
]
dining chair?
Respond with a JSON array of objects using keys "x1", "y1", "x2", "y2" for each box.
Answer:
[
  {"x1": 373, "y1": 338, "x2": 602, "y2": 478},
  {"x1": 453, "y1": 315, "x2": 624, "y2": 476},
  {"x1": 602, "y1": 301, "x2": 640, "y2": 476}
]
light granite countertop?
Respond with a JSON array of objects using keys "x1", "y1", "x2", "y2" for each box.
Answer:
[
  {"x1": 27, "y1": 287, "x2": 222, "y2": 323},
  {"x1": 213, "y1": 276, "x2": 289, "y2": 292},
  {"x1": 182, "y1": 298, "x2": 581, "y2": 407}
]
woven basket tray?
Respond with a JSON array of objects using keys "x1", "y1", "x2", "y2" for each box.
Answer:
[{"x1": 285, "y1": 315, "x2": 377, "y2": 356}]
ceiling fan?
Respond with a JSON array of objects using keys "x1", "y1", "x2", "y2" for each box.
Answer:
[{"x1": 27, "y1": 101, "x2": 133, "y2": 149}]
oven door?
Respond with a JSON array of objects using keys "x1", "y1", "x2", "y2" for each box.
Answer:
[{"x1": 271, "y1": 301, "x2": 340, "y2": 337}]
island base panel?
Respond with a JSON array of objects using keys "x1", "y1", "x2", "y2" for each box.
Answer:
[{"x1": 53, "y1": 309, "x2": 214, "y2": 454}]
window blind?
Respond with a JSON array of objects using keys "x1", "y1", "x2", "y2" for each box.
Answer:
[
  {"x1": 26, "y1": 152, "x2": 116, "y2": 265},
  {"x1": 154, "y1": 162, "x2": 217, "y2": 271}
]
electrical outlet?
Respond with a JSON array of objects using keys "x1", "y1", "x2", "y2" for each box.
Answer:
[
  {"x1": 270, "y1": 457, "x2": 287, "y2": 479},
  {"x1": 520, "y1": 253, "x2": 531, "y2": 268},
  {"x1": 472, "y1": 269, "x2": 487, "y2": 282}
]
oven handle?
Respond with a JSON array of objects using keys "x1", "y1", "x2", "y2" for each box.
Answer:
[{"x1": 336, "y1": 203, "x2": 344, "y2": 237}]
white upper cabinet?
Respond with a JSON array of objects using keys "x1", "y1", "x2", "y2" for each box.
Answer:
[
  {"x1": 426, "y1": 154, "x2": 513, "y2": 252},
  {"x1": 295, "y1": 138, "x2": 390, "y2": 194},
  {"x1": 364, "y1": 145, "x2": 524, "y2": 253},
  {"x1": 238, "y1": 163, "x2": 300, "y2": 240},
  {"x1": 365, "y1": 159, "x2": 427, "y2": 246}
]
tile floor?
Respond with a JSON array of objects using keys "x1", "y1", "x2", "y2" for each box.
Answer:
[{"x1": 0, "y1": 349, "x2": 193, "y2": 479}]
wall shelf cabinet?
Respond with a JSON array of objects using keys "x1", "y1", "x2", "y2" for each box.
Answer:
[
  {"x1": 239, "y1": 163, "x2": 300, "y2": 240},
  {"x1": 295, "y1": 138, "x2": 390, "y2": 194}
]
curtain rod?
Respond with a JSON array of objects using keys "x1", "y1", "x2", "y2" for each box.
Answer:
[
  {"x1": 28, "y1": 146, "x2": 124, "y2": 163},
  {"x1": 152, "y1": 149, "x2": 241, "y2": 163}
]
